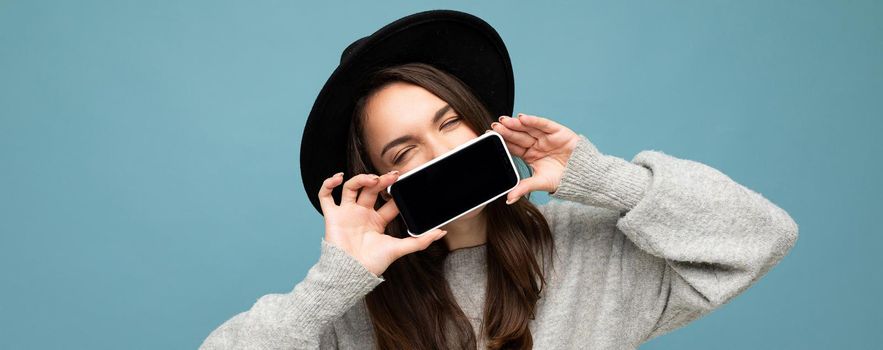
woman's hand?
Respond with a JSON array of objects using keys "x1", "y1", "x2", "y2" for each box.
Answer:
[
  {"x1": 490, "y1": 113, "x2": 581, "y2": 204},
  {"x1": 318, "y1": 171, "x2": 448, "y2": 277}
]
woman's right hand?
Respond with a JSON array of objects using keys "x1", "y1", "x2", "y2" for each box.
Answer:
[{"x1": 318, "y1": 171, "x2": 448, "y2": 277}]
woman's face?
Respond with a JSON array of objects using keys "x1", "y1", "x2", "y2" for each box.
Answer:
[
  {"x1": 362, "y1": 81, "x2": 479, "y2": 175},
  {"x1": 362, "y1": 81, "x2": 487, "y2": 217}
]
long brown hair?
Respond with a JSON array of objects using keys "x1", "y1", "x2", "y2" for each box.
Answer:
[{"x1": 345, "y1": 62, "x2": 556, "y2": 349}]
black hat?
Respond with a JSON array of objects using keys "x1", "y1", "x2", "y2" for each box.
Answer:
[{"x1": 300, "y1": 9, "x2": 515, "y2": 215}]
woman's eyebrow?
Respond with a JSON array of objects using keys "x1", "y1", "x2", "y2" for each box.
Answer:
[{"x1": 380, "y1": 104, "x2": 452, "y2": 158}]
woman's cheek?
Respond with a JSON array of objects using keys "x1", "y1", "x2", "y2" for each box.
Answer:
[{"x1": 457, "y1": 125, "x2": 480, "y2": 139}]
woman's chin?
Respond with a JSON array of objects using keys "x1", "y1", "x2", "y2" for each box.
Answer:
[
  {"x1": 439, "y1": 203, "x2": 487, "y2": 232},
  {"x1": 459, "y1": 203, "x2": 487, "y2": 220}
]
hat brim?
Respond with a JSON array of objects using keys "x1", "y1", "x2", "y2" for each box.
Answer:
[{"x1": 301, "y1": 10, "x2": 514, "y2": 215}]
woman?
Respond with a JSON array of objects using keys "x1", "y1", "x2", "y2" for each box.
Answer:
[{"x1": 200, "y1": 10, "x2": 798, "y2": 350}]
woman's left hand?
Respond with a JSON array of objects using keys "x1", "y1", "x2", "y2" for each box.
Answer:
[{"x1": 490, "y1": 113, "x2": 581, "y2": 204}]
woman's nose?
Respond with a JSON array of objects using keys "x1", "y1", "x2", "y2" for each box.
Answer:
[{"x1": 428, "y1": 139, "x2": 456, "y2": 159}]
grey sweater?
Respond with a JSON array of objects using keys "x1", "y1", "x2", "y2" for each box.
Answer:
[{"x1": 199, "y1": 134, "x2": 799, "y2": 349}]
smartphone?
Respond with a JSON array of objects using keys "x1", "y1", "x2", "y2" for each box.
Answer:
[{"x1": 386, "y1": 130, "x2": 521, "y2": 237}]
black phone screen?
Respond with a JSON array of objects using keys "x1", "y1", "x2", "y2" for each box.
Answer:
[{"x1": 388, "y1": 132, "x2": 520, "y2": 236}]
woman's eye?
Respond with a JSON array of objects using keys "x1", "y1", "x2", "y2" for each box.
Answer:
[
  {"x1": 393, "y1": 147, "x2": 412, "y2": 165},
  {"x1": 442, "y1": 117, "x2": 460, "y2": 129}
]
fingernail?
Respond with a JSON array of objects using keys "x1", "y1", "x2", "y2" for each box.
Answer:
[
  {"x1": 491, "y1": 122, "x2": 501, "y2": 128},
  {"x1": 390, "y1": 170, "x2": 399, "y2": 175},
  {"x1": 334, "y1": 172, "x2": 343, "y2": 178},
  {"x1": 517, "y1": 113, "x2": 525, "y2": 117},
  {"x1": 505, "y1": 198, "x2": 513, "y2": 205},
  {"x1": 498, "y1": 116, "x2": 507, "y2": 122}
]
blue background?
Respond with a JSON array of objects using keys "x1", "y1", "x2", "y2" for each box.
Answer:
[{"x1": 1, "y1": 1, "x2": 880, "y2": 348}]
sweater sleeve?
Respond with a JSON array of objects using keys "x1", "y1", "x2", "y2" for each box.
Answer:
[
  {"x1": 550, "y1": 134, "x2": 799, "y2": 342},
  {"x1": 198, "y1": 239, "x2": 385, "y2": 349}
]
